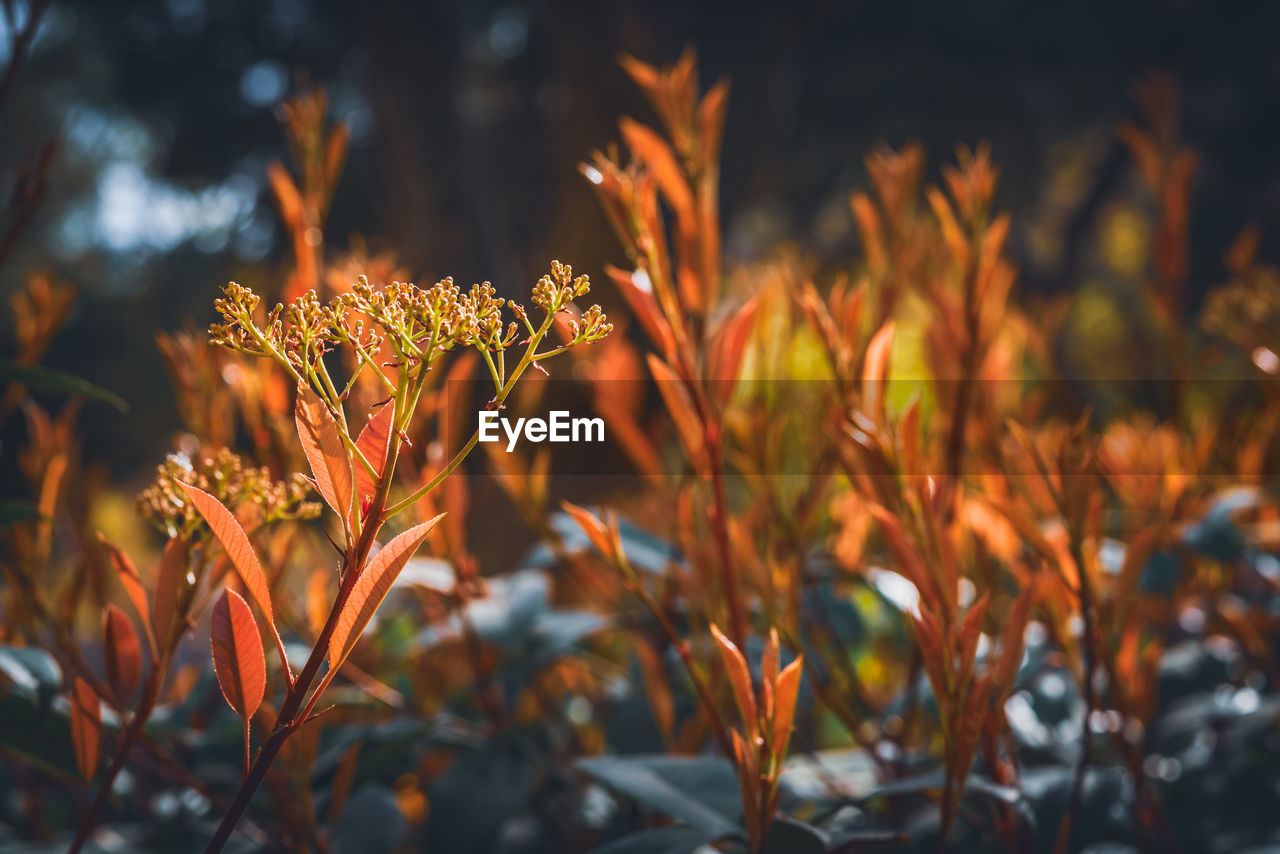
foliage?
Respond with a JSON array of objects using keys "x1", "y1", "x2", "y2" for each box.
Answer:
[{"x1": 1, "y1": 41, "x2": 1279, "y2": 854}]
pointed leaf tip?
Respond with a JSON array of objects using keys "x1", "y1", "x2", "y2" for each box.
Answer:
[
  {"x1": 329, "y1": 514, "x2": 446, "y2": 671},
  {"x1": 179, "y1": 482, "x2": 274, "y2": 624}
]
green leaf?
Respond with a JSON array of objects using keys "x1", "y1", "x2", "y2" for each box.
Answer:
[
  {"x1": 862, "y1": 770, "x2": 1020, "y2": 806},
  {"x1": 577, "y1": 755, "x2": 740, "y2": 836},
  {"x1": 0, "y1": 693, "x2": 78, "y2": 779},
  {"x1": 0, "y1": 501, "x2": 43, "y2": 527},
  {"x1": 0, "y1": 360, "x2": 128, "y2": 412}
]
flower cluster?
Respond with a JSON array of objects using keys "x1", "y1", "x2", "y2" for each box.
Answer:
[
  {"x1": 138, "y1": 448, "x2": 319, "y2": 537},
  {"x1": 209, "y1": 262, "x2": 610, "y2": 379}
]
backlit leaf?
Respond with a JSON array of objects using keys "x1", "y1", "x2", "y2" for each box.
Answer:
[
  {"x1": 647, "y1": 355, "x2": 706, "y2": 469},
  {"x1": 296, "y1": 385, "x2": 355, "y2": 524},
  {"x1": 772, "y1": 657, "x2": 803, "y2": 762},
  {"x1": 179, "y1": 483, "x2": 274, "y2": 624},
  {"x1": 210, "y1": 588, "x2": 266, "y2": 722},
  {"x1": 561, "y1": 501, "x2": 617, "y2": 563},
  {"x1": 862, "y1": 320, "x2": 895, "y2": 425},
  {"x1": 98, "y1": 534, "x2": 156, "y2": 655},
  {"x1": 710, "y1": 623, "x2": 756, "y2": 741},
  {"x1": 329, "y1": 515, "x2": 445, "y2": 670},
  {"x1": 354, "y1": 404, "x2": 395, "y2": 513}
]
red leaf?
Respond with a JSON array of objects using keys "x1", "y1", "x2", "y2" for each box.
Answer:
[
  {"x1": 151, "y1": 536, "x2": 190, "y2": 650},
  {"x1": 328, "y1": 515, "x2": 446, "y2": 671},
  {"x1": 210, "y1": 588, "x2": 266, "y2": 722},
  {"x1": 98, "y1": 534, "x2": 156, "y2": 655},
  {"x1": 69, "y1": 677, "x2": 100, "y2": 782},
  {"x1": 296, "y1": 385, "x2": 354, "y2": 524},
  {"x1": 179, "y1": 483, "x2": 274, "y2": 626},
  {"x1": 354, "y1": 404, "x2": 395, "y2": 512},
  {"x1": 711, "y1": 623, "x2": 757, "y2": 742},
  {"x1": 103, "y1": 605, "x2": 142, "y2": 704}
]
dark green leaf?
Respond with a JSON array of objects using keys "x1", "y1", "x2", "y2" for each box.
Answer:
[
  {"x1": 0, "y1": 360, "x2": 128, "y2": 412},
  {"x1": 0, "y1": 501, "x2": 44, "y2": 527},
  {"x1": 578, "y1": 755, "x2": 740, "y2": 836}
]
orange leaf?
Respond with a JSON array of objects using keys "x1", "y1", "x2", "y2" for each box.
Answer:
[
  {"x1": 993, "y1": 578, "x2": 1037, "y2": 700},
  {"x1": 772, "y1": 657, "x2": 803, "y2": 762},
  {"x1": 620, "y1": 118, "x2": 695, "y2": 218},
  {"x1": 711, "y1": 623, "x2": 757, "y2": 741},
  {"x1": 561, "y1": 501, "x2": 618, "y2": 563},
  {"x1": 210, "y1": 588, "x2": 266, "y2": 722},
  {"x1": 862, "y1": 321, "x2": 895, "y2": 425},
  {"x1": 647, "y1": 355, "x2": 706, "y2": 469},
  {"x1": 296, "y1": 385, "x2": 354, "y2": 524},
  {"x1": 151, "y1": 536, "x2": 190, "y2": 650},
  {"x1": 323, "y1": 124, "x2": 350, "y2": 194},
  {"x1": 328, "y1": 514, "x2": 445, "y2": 671},
  {"x1": 926, "y1": 186, "x2": 968, "y2": 265},
  {"x1": 180, "y1": 483, "x2": 274, "y2": 625},
  {"x1": 69, "y1": 677, "x2": 100, "y2": 782},
  {"x1": 266, "y1": 161, "x2": 303, "y2": 229},
  {"x1": 98, "y1": 534, "x2": 156, "y2": 655},
  {"x1": 697, "y1": 78, "x2": 731, "y2": 170},
  {"x1": 712, "y1": 297, "x2": 758, "y2": 405},
  {"x1": 761, "y1": 628, "x2": 780, "y2": 721},
  {"x1": 604, "y1": 264, "x2": 676, "y2": 361},
  {"x1": 354, "y1": 403, "x2": 395, "y2": 513},
  {"x1": 956, "y1": 594, "x2": 990, "y2": 692},
  {"x1": 103, "y1": 605, "x2": 142, "y2": 704}
]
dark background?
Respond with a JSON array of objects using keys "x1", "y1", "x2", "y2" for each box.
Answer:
[{"x1": 3, "y1": 0, "x2": 1279, "y2": 483}]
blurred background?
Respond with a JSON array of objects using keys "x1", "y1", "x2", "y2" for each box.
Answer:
[{"x1": 2, "y1": 0, "x2": 1279, "y2": 482}]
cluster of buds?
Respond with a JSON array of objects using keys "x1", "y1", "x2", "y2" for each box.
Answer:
[
  {"x1": 209, "y1": 262, "x2": 611, "y2": 383},
  {"x1": 531, "y1": 260, "x2": 593, "y2": 311},
  {"x1": 138, "y1": 448, "x2": 319, "y2": 538},
  {"x1": 1201, "y1": 267, "x2": 1280, "y2": 363}
]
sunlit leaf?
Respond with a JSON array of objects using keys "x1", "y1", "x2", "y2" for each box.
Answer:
[
  {"x1": 561, "y1": 501, "x2": 617, "y2": 563},
  {"x1": 329, "y1": 515, "x2": 445, "y2": 670},
  {"x1": 179, "y1": 483, "x2": 274, "y2": 625},
  {"x1": 210, "y1": 588, "x2": 266, "y2": 722},
  {"x1": 772, "y1": 657, "x2": 803, "y2": 762},
  {"x1": 710, "y1": 624, "x2": 756, "y2": 741},
  {"x1": 354, "y1": 403, "x2": 395, "y2": 514},
  {"x1": 98, "y1": 534, "x2": 156, "y2": 655},
  {"x1": 296, "y1": 385, "x2": 355, "y2": 524}
]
